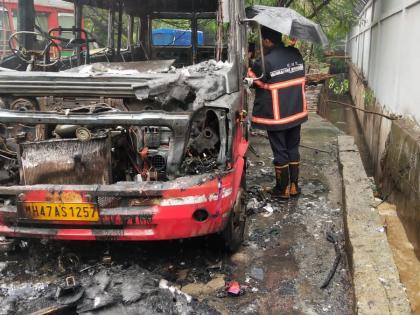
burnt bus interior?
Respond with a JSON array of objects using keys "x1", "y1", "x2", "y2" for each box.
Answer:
[
  {"x1": 0, "y1": 0, "x2": 229, "y2": 70},
  {"x1": 0, "y1": 0, "x2": 248, "y2": 187}
]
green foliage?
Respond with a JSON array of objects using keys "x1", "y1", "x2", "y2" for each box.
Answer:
[
  {"x1": 364, "y1": 89, "x2": 375, "y2": 107},
  {"x1": 245, "y1": 0, "x2": 357, "y2": 48},
  {"x1": 245, "y1": 0, "x2": 278, "y2": 6},
  {"x1": 83, "y1": 6, "x2": 109, "y2": 47},
  {"x1": 329, "y1": 77, "x2": 349, "y2": 95},
  {"x1": 152, "y1": 19, "x2": 191, "y2": 30}
]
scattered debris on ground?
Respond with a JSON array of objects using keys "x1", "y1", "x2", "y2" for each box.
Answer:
[{"x1": 0, "y1": 264, "x2": 220, "y2": 315}]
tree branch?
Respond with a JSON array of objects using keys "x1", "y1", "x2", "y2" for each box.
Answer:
[{"x1": 307, "y1": 0, "x2": 332, "y2": 19}]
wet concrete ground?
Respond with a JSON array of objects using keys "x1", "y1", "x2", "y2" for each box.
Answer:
[{"x1": 0, "y1": 113, "x2": 354, "y2": 315}]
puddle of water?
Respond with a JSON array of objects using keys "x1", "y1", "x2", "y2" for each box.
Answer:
[{"x1": 378, "y1": 202, "x2": 420, "y2": 314}]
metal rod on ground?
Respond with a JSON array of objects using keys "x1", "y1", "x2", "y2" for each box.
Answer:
[
  {"x1": 248, "y1": 144, "x2": 260, "y2": 157},
  {"x1": 300, "y1": 144, "x2": 330, "y2": 154},
  {"x1": 327, "y1": 99, "x2": 399, "y2": 120}
]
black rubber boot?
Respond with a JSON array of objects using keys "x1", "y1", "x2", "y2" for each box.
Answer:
[
  {"x1": 289, "y1": 162, "x2": 301, "y2": 197},
  {"x1": 268, "y1": 164, "x2": 290, "y2": 199}
]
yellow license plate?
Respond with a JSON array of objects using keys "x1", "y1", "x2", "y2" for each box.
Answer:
[{"x1": 22, "y1": 202, "x2": 99, "y2": 221}]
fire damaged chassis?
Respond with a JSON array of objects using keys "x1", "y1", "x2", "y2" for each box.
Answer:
[{"x1": 0, "y1": 62, "x2": 248, "y2": 249}]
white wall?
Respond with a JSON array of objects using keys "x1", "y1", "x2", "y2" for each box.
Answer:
[{"x1": 347, "y1": 0, "x2": 420, "y2": 123}]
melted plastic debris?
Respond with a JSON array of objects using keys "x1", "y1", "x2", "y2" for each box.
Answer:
[{"x1": 0, "y1": 265, "x2": 220, "y2": 315}]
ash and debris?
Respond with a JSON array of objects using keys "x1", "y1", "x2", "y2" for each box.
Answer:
[
  {"x1": 0, "y1": 263, "x2": 219, "y2": 315},
  {"x1": 0, "y1": 89, "x2": 353, "y2": 314}
]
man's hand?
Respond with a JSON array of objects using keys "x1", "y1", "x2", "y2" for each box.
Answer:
[{"x1": 244, "y1": 77, "x2": 254, "y2": 87}]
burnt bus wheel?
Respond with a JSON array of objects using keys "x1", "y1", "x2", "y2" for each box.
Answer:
[{"x1": 221, "y1": 179, "x2": 246, "y2": 252}]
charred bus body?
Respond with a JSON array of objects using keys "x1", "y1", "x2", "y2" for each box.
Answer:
[{"x1": 0, "y1": 0, "x2": 249, "y2": 250}]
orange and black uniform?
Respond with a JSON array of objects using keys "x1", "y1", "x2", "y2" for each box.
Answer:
[{"x1": 248, "y1": 43, "x2": 307, "y2": 165}]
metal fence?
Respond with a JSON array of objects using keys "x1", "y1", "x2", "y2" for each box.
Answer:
[{"x1": 347, "y1": 0, "x2": 420, "y2": 122}]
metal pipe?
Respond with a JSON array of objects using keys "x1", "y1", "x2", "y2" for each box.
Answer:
[
  {"x1": 107, "y1": 8, "x2": 115, "y2": 56},
  {"x1": 17, "y1": 0, "x2": 35, "y2": 49},
  {"x1": 0, "y1": 110, "x2": 192, "y2": 127},
  {"x1": 256, "y1": 24, "x2": 266, "y2": 80},
  {"x1": 128, "y1": 14, "x2": 134, "y2": 53},
  {"x1": 149, "y1": 12, "x2": 216, "y2": 19},
  {"x1": 191, "y1": 14, "x2": 197, "y2": 64}
]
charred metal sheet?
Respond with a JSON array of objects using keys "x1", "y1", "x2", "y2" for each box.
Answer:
[
  {"x1": 189, "y1": 127, "x2": 219, "y2": 155},
  {"x1": 0, "y1": 60, "x2": 236, "y2": 100},
  {"x1": 205, "y1": 92, "x2": 241, "y2": 163},
  {"x1": 65, "y1": 60, "x2": 176, "y2": 74},
  {"x1": 20, "y1": 137, "x2": 112, "y2": 185},
  {"x1": 0, "y1": 67, "x2": 16, "y2": 72},
  {"x1": 0, "y1": 71, "x2": 179, "y2": 98},
  {"x1": 0, "y1": 172, "x2": 230, "y2": 197}
]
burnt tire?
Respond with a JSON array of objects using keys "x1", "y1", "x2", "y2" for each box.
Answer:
[{"x1": 221, "y1": 183, "x2": 246, "y2": 253}]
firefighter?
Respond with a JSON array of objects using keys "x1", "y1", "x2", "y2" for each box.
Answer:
[{"x1": 248, "y1": 26, "x2": 307, "y2": 199}]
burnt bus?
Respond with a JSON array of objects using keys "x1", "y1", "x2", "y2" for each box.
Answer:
[{"x1": 0, "y1": 0, "x2": 250, "y2": 251}]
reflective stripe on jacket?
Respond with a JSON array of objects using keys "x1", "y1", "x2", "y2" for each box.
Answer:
[{"x1": 250, "y1": 45, "x2": 308, "y2": 131}]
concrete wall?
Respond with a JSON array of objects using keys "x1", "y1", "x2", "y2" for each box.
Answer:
[
  {"x1": 347, "y1": 62, "x2": 420, "y2": 206},
  {"x1": 347, "y1": 64, "x2": 392, "y2": 179},
  {"x1": 347, "y1": 0, "x2": 420, "y2": 207},
  {"x1": 347, "y1": 0, "x2": 420, "y2": 123}
]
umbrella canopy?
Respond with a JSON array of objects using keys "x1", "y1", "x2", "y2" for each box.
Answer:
[{"x1": 245, "y1": 5, "x2": 329, "y2": 47}]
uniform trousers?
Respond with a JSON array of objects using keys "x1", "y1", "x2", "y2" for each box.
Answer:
[{"x1": 267, "y1": 125, "x2": 301, "y2": 166}]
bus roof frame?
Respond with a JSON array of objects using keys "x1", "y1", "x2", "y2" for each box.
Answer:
[{"x1": 64, "y1": 0, "x2": 227, "y2": 19}]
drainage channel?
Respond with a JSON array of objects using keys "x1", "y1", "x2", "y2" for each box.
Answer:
[
  {"x1": 319, "y1": 91, "x2": 374, "y2": 177},
  {"x1": 321, "y1": 87, "x2": 420, "y2": 315}
]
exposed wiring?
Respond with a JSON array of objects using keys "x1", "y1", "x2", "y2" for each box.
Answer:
[
  {"x1": 320, "y1": 231, "x2": 341, "y2": 289},
  {"x1": 0, "y1": 138, "x2": 16, "y2": 155},
  {"x1": 128, "y1": 127, "x2": 139, "y2": 152},
  {"x1": 0, "y1": 146, "x2": 16, "y2": 155},
  {"x1": 0, "y1": 152, "x2": 17, "y2": 161},
  {"x1": 1, "y1": 149, "x2": 15, "y2": 156}
]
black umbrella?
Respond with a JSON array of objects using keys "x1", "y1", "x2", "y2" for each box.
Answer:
[{"x1": 245, "y1": 5, "x2": 329, "y2": 47}]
